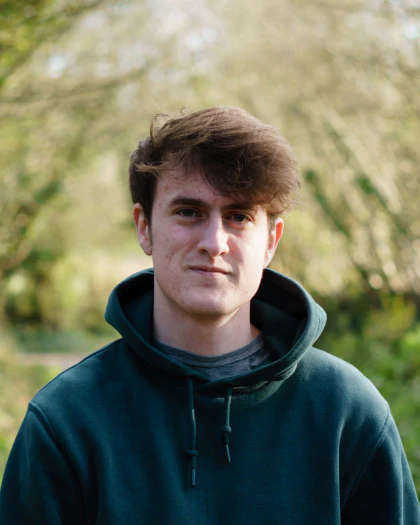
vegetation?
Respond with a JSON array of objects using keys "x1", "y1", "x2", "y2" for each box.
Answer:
[{"x1": 0, "y1": 0, "x2": 419, "y2": 497}]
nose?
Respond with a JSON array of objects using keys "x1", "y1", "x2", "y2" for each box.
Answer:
[{"x1": 197, "y1": 215, "x2": 229, "y2": 258}]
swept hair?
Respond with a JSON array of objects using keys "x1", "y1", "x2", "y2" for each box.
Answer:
[{"x1": 129, "y1": 106, "x2": 300, "y2": 225}]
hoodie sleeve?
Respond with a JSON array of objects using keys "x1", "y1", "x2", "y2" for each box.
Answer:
[
  {"x1": 0, "y1": 403, "x2": 84, "y2": 525},
  {"x1": 341, "y1": 412, "x2": 420, "y2": 524}
]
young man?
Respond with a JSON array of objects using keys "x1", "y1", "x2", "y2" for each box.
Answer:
[{"x1": 1, "y1": 106, "x2": 419, "y2": 524}]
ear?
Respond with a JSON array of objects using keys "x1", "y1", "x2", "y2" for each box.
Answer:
[
  {"x1": 133, "y1": 203, "x2": 152, "y2": 256},
  {"x1": 264, "y1": 218, "x2": 284, "y2": 268}
]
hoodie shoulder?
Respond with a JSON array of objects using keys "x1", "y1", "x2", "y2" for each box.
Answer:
[
  {"x1": 30, "y1": 339, "x2": 139, "y2": 412},
  {"x1": 295, "y1": 348, "x2": 394, "y2": 509},
  {"x1": 299, "y1": 346, "x2": 388, "y2": 418}
]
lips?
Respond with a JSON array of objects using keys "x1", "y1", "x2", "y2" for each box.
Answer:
[{"x1": 189, "y1": 266, "x2": 229, "y2": 275}]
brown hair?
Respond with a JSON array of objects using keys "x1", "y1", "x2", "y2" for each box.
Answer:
[{"x1": 129, "y1": 106, "x2": 300, "y2": 227}]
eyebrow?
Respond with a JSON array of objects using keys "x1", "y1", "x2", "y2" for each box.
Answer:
[{"x1": 169, "y1": 196, "x2": 256, "y2": 210}]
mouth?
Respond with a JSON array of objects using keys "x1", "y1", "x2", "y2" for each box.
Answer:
[{"x1": 189, "y1": 266, "x2": 229, "y2": 275}]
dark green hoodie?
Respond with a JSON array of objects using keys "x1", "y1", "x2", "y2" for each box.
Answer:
[{"x1": 1, "y1": 268, "x2": 419, "y2": 524}]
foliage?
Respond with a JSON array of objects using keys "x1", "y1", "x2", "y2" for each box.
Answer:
[
  {"x1": 0, "y1": 0, "x2": 105, "y2": 88},
  {"x1": 0, "y1": 0, "x2": 52, "y2": 88},
  {"x1": 12, "y1": 326, "x2": 116, "y2": 353}
]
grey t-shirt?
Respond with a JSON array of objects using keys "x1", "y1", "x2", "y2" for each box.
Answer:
[{"x1": 154, "y1": 334, "x2": 274, "y2": 381}]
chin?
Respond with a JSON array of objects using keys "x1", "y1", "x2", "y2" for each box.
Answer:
[{"x1": 181, "y1": 293, "x2": 234, "y2": 319}]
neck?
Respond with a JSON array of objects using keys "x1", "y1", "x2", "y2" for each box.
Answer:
[{"x1": 152, "y1": 290, "x2": 260, "y2": 358}]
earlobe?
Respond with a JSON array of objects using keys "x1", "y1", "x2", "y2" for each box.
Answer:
[
  {"x1": 133, "y1": 203, "x2": 152, "y2": 256},
  {"x1": 264, "y1": 218, "x2": 284, "y2": 268}
]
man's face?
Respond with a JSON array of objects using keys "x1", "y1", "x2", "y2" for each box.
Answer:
[{"x1": 134, "y1": 170, "x2": 283, "y2": 320}]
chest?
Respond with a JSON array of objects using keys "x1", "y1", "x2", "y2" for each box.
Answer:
[{"x1": 72, "y1": 384, "x2": 343, "y2": 524}]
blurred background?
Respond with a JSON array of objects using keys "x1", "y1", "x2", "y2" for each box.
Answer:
[{"x1": 0, "y1": 0, "x2": 419, "y2": 494}]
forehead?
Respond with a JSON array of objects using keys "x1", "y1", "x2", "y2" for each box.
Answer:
[{"x1": 154, "y1": 170, "x2": 261, "y2": 211}]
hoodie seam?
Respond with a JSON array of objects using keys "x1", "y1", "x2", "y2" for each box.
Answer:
[{"x1": 340, "y1": 404, "x2": 391, "y2": 511}]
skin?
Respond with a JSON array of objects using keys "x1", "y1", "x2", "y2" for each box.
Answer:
[{"x1": 133, "y1": 170, "x2": 283, "y2": 356}]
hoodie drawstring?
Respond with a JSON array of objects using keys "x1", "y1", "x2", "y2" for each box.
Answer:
[
  {"x1": 185, "y1": 377, "x2": 233, "y2": 487},
  {"x1": 221, "y1": 386, "x2": 233, "y2": 463},
  {"x1": 186, "y1": 377, "x2": 198, "y2": 487}
]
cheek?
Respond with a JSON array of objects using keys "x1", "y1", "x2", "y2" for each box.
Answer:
[
  {"x1": 154, "y1": 226, "x2": 193, "y2": 261},
  {"x1": 239, "y1": 232, "x2": 268, "y2": 262},
  {"x1": 233, "y1": 237, "x2": 267, "y2": 282}
]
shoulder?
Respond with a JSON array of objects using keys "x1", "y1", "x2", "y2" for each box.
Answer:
[
  {"x1": 296, "y1": 348, "x2": 394, "y2": 504},
  {"x1": 294, "y1": 347, "x2": 390, "y2": 442},
  {"x1": 299, "y1": 347, "x2": 388, "y2": 412},
  {"x1": 30, "y1": 339, "x2": 142, "y2": 418}
]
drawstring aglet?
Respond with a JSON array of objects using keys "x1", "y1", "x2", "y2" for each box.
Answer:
[
  {"x1": 186, "y1": 449, "x2": 198, "y2": 488},
  {"x1": 190, "y1": 467, "x2": 196, "y2": 487},
  {"x1": 224, "y1": 443, "x2": 231, "y2": 464}
]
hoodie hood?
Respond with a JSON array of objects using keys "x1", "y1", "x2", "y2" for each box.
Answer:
[{"x1": 105, "y1": 267, "x2": 327, "y2": 387}]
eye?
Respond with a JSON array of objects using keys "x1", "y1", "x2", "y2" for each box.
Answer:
[
  {"x1": 177, "y1": 208, "x2": 199, "y2": 218},
  {"x1": 229, "y1": 213, "x2": 248, "y2": 223}
]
